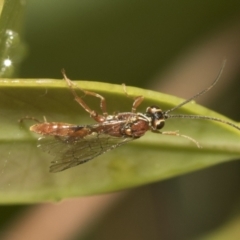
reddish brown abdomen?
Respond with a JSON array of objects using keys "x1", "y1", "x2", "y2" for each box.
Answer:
[{"x1": 30, "y1": 122, "x2": 76, "y2": 136}]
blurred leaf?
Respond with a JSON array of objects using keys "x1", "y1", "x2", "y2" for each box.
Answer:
[
  {"x1": 0, "y1": 79, "x2": 239, "y2": 203},
  {"x1": 196, "y1": 214, "x2": 240, "y2": 240}
]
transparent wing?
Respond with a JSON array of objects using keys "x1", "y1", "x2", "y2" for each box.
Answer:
[{"x1": 38, "y1": 132, "x2": 134, "y2": 173}]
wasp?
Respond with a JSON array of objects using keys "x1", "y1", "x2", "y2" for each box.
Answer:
[{"x1": 20, "y1": 60, "x2": 240, "y2": 172}]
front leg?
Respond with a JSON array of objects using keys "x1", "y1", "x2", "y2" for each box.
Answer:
[{"x1": 152, "y1": 129, "x2": 201, "y2": 148}]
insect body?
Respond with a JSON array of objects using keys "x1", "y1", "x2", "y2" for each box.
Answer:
[
  {"x1": 28, "y1": 106, "x2": 169, "y2": 172},
  {"x1": 21, "y1": 61, "x2": 240, "y2": 172}
]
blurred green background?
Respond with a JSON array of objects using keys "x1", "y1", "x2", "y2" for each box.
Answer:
[{"x1": 1, "y1": 0, "x2": 240, "y2": 239}]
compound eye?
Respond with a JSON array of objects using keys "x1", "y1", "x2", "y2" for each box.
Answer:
[{"x1": 155, "y1": 120, "x2": 165, "y2": 130}]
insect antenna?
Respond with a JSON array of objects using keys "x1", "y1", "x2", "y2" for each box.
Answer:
[
  {"x1": 166, "y1": 114, "x2": 240, "y2": 131},
  {"x1": 165, "y1": 59, "x2": 226, "y2": 115},
  {"x1": 162, "y1": 60, "x2": 240, "y2": 131}
]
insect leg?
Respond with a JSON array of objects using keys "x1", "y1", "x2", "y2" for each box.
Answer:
[
  {"x1": 18, "y1": 116, "x2": 42, "y2": 123},
  {"x1": 122, "y1": 84, "x2": 144, "y2": 112},
  {"x1": 62, "y1": 69, "x2": 107, "y2": 122},
  {"x1": 153, "y1": 130, "x2": 201, "y2": 148}
]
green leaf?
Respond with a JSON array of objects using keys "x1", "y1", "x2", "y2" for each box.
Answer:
[
  {"x1": 0, "y1": 79, "x2": 239, "y2": 203},
  {"x1": 196, "y1": 213, "x2": 240, "y2": 240}
]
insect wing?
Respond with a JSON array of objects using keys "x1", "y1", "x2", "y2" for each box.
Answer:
[{"x1": 38, "y1": 132, "x2": 133, "y2": 173}]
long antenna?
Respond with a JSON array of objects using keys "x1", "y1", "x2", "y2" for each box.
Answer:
[
  {"x1": 165, "y1": 60, "x2": 226, "y2": 115},
  {"x1": 166, "y1": 114, "x2": 240, "y2": 131},
  {"x1": 162, "y1": 59, "x2": 240, "y2": 131}
]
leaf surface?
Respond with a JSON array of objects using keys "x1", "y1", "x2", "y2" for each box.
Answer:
[{"x1": 0, "y1": 79, "x2": 239, "y2": 203}]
